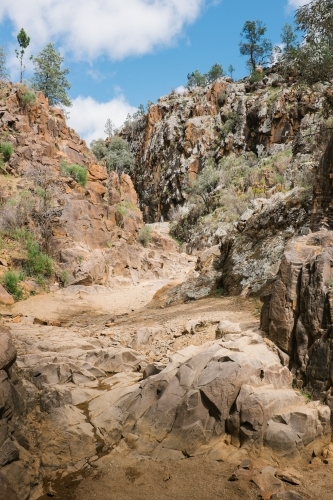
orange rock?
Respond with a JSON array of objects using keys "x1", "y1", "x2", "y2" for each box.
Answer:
[
  {"x1": 88, "y1": 164, "x2": 108, "y2": 181},
  {"x1": 0, "y1": 284, "x2": 14, "y2": 305},
  {"x1": 86, "y1": 180, "x2": 107, "y2": 196},
  {"x1": 12, "y1": 316, "x2": 21, "y2": 323},
  {"x1": 120, "y1": 173, "x2": 138, "y2": 206}
]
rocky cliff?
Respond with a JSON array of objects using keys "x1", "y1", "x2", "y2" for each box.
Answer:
[
  {"x1": 0, "y1": 83, "x2": 191, "y2": 291},
  {"x1": 123, "y1": 71, "x2": 330, "y2": 223},
  {"x1": 121, "y1": 72, "x2": 333, "y2": 296},
  {"x1": 0, "y1": 83, "x2": 195, "y2": 499}
]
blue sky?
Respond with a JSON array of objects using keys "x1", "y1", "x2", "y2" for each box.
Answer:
[{"x1": 0, "y1": 0, "x2": 307, "y2": 143}]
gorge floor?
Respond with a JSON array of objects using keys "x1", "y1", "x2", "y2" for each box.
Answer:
[{"x1": 4, "y1": 280, "x2": 333, "y2": 500}]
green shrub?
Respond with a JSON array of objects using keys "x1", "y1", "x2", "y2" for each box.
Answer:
[
  {"x1": 249, "y1": 70, "x2": 264, "y2": 83},
  {"x1": 0, "y1": 142, "x2": 13, "y2": 162},
  {"x1": 90, "y1": 139, "x2": 108, "y2": 160},
  {"x1": 60, "y1": 270, "x2": 69, "y2": 286},
  {"x1": 2, "y1": 270, "x2": 23, "y2": 300},
  {"x1": 21, "y1": 90, "x2": 36, "y2": 108},
  {"x1": 10, "y1": 228, "x2": 31, "y2": 242},
  {"x1": 60, "y1": 161, "x2": 87, "y2": 187},
  {"x1": 138, "y1": 226, "x2": 152, "y2": 247},
  {"x1": 217, "y1": 91, "x2": 227, "y2": 107},
  {"x1": 26, "y1": 240, "x2": 53, "y2": 277},
  {"x1": 116, "y1": 203, "x2": 128, "y2": 216}
]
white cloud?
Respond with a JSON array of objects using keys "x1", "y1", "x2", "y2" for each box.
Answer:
[
  {"x1": 68, "y1": 95, "x2": 137, "y2": 146},
  {"x1": 287, "y1": 0, "x2": 311, "y2": 8},
  {"x1": 175, "y1": 85, "x2": 186, "y2": 94},
  {"x1": 0, "y1": 0, "x2": 205, "y2": 61}
]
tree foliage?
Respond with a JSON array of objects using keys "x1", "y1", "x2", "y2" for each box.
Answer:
[
  {"x1": 105, "y1": 136, "x2": 135, "y2": 174},
  {"x1": 90, "y1": 136, "x2": 135, "y2": 174},
  {"x1": 104, "y1": 118, "x2": 116, "y2": 138},
  {"x1": 187, "y1": 64, "x2": 224, "y2": 89},
  {"x1": 207, "y1": 64, "x2": 224, "y2": 83},
  {"x1": 292, "y1": 0, "x2": 333, "y2": 84},
  {"x1": 295, "y1": 0, "x2": 333, "y2": 47},
  {"x1": 239, "y1": 20, "x2": 272, "y2": 72},
  {"x1": 187, "y1": 70, "x2": 207, "y2": 89},
  {"x1": 228, "y1": 64, "x2": 235, "y2": 79},
  {"x1": 281, "y1": 23, "x2": 297, "y2": 53},
  {"x1": 31, "y1": 43, "x2": 71, "y2": 107},
  {"x1": 90, "y1": 139, "x2": 108, "y2": 160},
  {"x1": 16, "y1": 29, "x2": 31, "y2": 83},
  {"x1": 0, "y1": 46, "x2": 8, "y2": 82}
]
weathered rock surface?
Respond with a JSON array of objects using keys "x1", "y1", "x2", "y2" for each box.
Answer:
[
  {"x1": 218, "y1": 188, "x2": 312, "y2": 295},
  {"x1": 150, "y1": 188, "x2": 312, "y2": 303},
  {"x1": 123, "y1": 74, "x2": 326, "y2": 224},
  {"x1": 85, "y1": 328, "x2": 329, "y2": 464},
  {"x1": 261, "y1": 230, "x2": 333, "y2": 423},
  {"x1": 0, "y1": 326, "x2": 37, "y2": 500},
  {"x1": 0, "y1": 285, "x2": 14, "y2": 306}
]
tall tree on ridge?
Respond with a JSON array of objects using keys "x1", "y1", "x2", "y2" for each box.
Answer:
[
  {"x1": 239, "y1": 20, "x2": 272, "y2": 73},
  {"x1": 31, "y1": 43, "x2": 72, "y2": 107},
  {"x1": 15, "y1": 28, "x2": 31, "y2": 83}
]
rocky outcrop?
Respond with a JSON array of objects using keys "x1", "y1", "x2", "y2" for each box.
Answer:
[
  {"x1": 4, "y1": 307, "x2": 330, "y2": 498},
  {"x1": 0, "y1": 325, "x2": 38, "y2": 500},
  {"x1": 123, "y1": 73, "x2": 327, "y2": 223},
  {"x1": 218, "y1": 188, "x2": 312, "y2": 296},
  {"x1": 260, "y1": 230, "x2": 333, "y2": 422},
  {"x1": 0, "y1": 83, "x2": 196, "y2": 290},
  {"x1": 311, "y1": 133, "x2": 333, "y2": 231},
  {"x1": 86, "y1": 327, "x2": 329, "y2": 465},
  {"x1": 153, "y1": 188, "x2": 312, "y2": 303}
]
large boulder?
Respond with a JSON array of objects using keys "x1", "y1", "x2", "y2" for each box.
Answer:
[{"x1": 88, "y1": 329, "x2": 330, "y2": 463}]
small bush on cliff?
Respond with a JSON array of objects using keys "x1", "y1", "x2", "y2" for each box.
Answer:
[
  {"x1": 60, "y1": 161, "x2": 87, "y2": 187},
  {"x1": 138, "y1": 225, "x2": 152, "y2": 247},
  {"x1": 90, "y1": 137, "x2": 135, "y2": 175},
  {"x1": 0, "y1": 142, "x2": 13, "y2": 162},
  {"x1": 90, "y1": 139, "x2": 108, "y2": 160},
  {"x1": 20, "y1": 89, "x2": 37, "y2": 109},
  {"x1": 188, "y1": 160, "x2": 220, "y2": 212},
  {"x1": 0, "y1": 192, "x2": 34, "y2": 232},
  {"x1": 2, "y1": 270, "x2": 23, "y2": 300},
  {"x1": 206, "y1": 64, "x2": 224, "y2": 83},
  {"x1": 26, "y1": 239, "x2": 53, "y2": 277},
  {"x1": 221, "y1": 112, "x2": 241, "y2": 138},
  {"x1": 187, "y1": 64, "x2": 224, "y2": 89},
  {"x1": 106, "y1": 136, "x2": 135, "y2": 174}
]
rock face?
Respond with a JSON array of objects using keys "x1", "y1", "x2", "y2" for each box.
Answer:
[
  {"x1": 261, "y1": 230, "x2": 333, "y2": 422},
  {"x1": 311, "y1": 134, "x2": 333, "y2": 231},
  {"x1": 153, "y1": 188, "x2": 312, "y2": 303},
  {"x1": 0, "y1": 83, "x2": 194, "y2": 289},
  {"x1": 0, "y1": 326, "x2": 38, "y2": 500},
  {"x1": 87, "y1": 328, "x2": 329, "y2": 464},
  {"x1": 3, "y1": 312, "x2": 330, "y2": 498},
  {"x1": 6, "y1": 320, "x2": 148, "y2": 498},
  {"x1": 122, "y1": 72, "x2": 327, "y2": 223},
  {"x1": 219, "y1": 188, "x2": 312, "y2": 295}
]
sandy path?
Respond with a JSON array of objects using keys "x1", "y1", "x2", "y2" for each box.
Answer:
[{"x1": 7, "y1": 279, "x2": 171, "y2": 324}]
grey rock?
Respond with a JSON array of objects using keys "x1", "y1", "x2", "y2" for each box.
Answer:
[
  {"x1": 0, "y1": 473, "x2": 18, "y2": 500},
  {"x1": 0, "y1": 439, "x2": 19, "y2": 468},
  {"x1": 132, "y1": 327, "x2": 162, "y2": 347},
  {"x1": 271, "y1": 492, "x2": 303, "y2": 500},
  {"x1": 0, "y1": 327, "x2": 16, "y2": 371}
]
